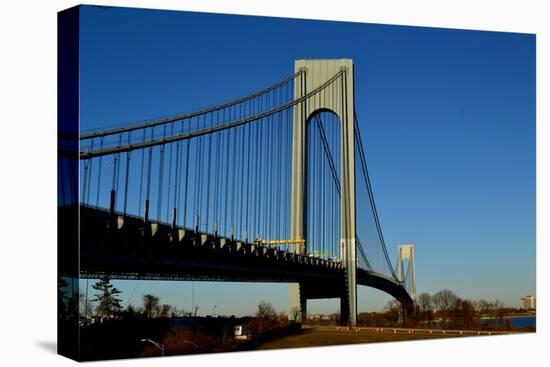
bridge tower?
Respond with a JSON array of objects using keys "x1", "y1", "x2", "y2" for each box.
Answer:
[
  {"x1": 288, "y1": 59, "x2": 357, "y2": 326},
  {"x1": 396, "y1": 244, "x2": 416, "y2": 303}
]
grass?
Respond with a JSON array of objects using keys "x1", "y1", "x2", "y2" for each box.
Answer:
[{"x1": 254, "y1": 327, "x2": 475, "y2": 350}]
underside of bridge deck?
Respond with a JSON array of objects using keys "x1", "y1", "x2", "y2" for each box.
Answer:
[{"x1": 59, "y1": 205, "x2": 414, "y2": 324}]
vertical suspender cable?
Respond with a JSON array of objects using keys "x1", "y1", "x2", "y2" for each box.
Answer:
[
  {"x1": 354, "y1": 112, "x2": 398, "y2": 280},
  {"x1": 258, "y1": 98, "x2": 265, "y2": 239},
  {"x1": 239, "y1": 104, "x2": 246, "y2": 239},
  {"x1": 85, "y1": 139, "x2": 94, "y2": 204},
  {"x1": 213, "y1": 111, "x2": 221, "y2": 235},
  {"x1": 205, "y1": 120, "x2": 212, "y2": 233},
  {"x1": 166, "y1": 123, "x2": 175, "y2": 222},
  {"x1": 230, "y1": 124, "x2": 237, "y2": 238},
  {"x1": 110, "y1": 134, "x2": 122, "y2": 214},
  {"x1": 68, "y1": 150, "x2": 76, "y2": 205},
  {"x1": 173, "y1": 139, "x2": 181, "y2": 227},
  {"x1": 234, "y1": 126, "x2": 241, "y2": 237},
  {"x1": 263, "y1": 114, "x2": 270, "y2": 239},
  {"x1": 244, "y1": 100, "x2": 251, "y2": 242},
  {"x1": 223, "y1": 120, "x2": 230, "y2": 237},
  {"x1": 310, "y1": 113, "x2": 316, "y2": 253},
  {"x1": 115, "y1": 135, "x2": 122, "y2": 200},
  {"x1": 275, "y1": 90, "x2": 281, "y2": 241},
  {"x1": 285, "y1": 84, "x2": 291, "y2": 243},
  {"x1": 320, "y1": 94, "x2": 326, "y2": 257},
  {"x1": 253, "y1": 99, "x2": 259, "y2": 240},
  {"x1": 267, "y1": 91, "x2": 274, "y2": 240},
  {"x1": 182, "y1": 122, "x2": 191, "y2": 228},
  {"x1": 195, "y1": 116, "x2": 203, "y2": 230},
  {"x1": 157, "y1": 126, "x2": 167, "y2": 222},
  {"x1": 123, "y1": 132, "x2": 131, "y2": 216},
  {"x1": 320, "y1": 115, "x2": 326, "y2": 257},
  {"x1": 145, "y1": 128, "x2": 154, "y2": 222},
  {"x1": 82, "y1": 159, "x2": 89, "y2": 205},
  {"x1": 95, "y1": 137, "x2": 104, "y2": 206},
  {"x1": 138, "y1": 130, "x2": 146, "y2": 217}
]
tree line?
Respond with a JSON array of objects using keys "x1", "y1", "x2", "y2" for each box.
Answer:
[
  {"x1": 384, "y1": 289, "x2": 518, "y2": 330},
  {"x1": 79, "y1": 275, "x2": 196, "y2": 321},
  {"x1": 66, "y1": 278, "x2": 527, "y2": 332}
]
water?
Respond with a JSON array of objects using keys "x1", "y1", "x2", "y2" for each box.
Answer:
[{"x1": 481, "y1": 316, "x2": 536, "y2": 329}]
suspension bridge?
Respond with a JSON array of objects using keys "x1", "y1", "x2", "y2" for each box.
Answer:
[{"x1": 59, "y1": 59, "x2": 415, "y2": 326}]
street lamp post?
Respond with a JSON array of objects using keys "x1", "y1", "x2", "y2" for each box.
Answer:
[{"x1": 141, "y1": 339, "x2": 165, "y2": 356}]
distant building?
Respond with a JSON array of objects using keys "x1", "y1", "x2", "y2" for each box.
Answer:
[
  {"x1": 308, "y1": 314, "x2": 333, "y2": 321},
  {"x1": 233, "y1": 325, "x2": 248, "y2": 340},
  {"x1": 520, "y1": 295, "x2": 536, "y2": 310}
]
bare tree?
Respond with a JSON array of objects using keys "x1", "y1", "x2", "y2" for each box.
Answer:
[
  {"x1": 122, "y1": 304, "x2": 139, "y2": 319},
  {"x1": 160, "y1": 304, "x2": 172, "y2": 318},
  {"x1": 250, "y1": 301, "x2": 279, "y2": 337},
  {"x1": 476, "y1": 299, "x2": 490, "y2": 314},
  {"x1": 457, "y1": 299, "x2": 477, "y2": 329},
  {"x1": 257, "y1": 301, "x2": 277, "y2": 320},
  {"x1": 171, "y1": 306, "x2": 187, "y2": 317},
  {"x1": 143, "y1": 294, "x2": 160, "y2": 319},
  {"x1": 418, "y1": 293, "x2": 432, "y2": 312},
  {"x1": 432, "y1": 289, "x2": 458, "y2": 324},
  {"x1": 385, "y1": 299, "x2": 401, "y2": 325},
  {"x1": 417, "y1": 292, "x2": 433, "y2": 325}
]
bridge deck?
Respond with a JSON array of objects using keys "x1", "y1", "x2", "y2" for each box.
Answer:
[{"x1": 59, "y1": 205, "x2": 412, "y2": 308}]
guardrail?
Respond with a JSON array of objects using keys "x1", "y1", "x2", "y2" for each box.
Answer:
[{"x1": 322, "y1": 325, "x2": 513, "y2": 336}]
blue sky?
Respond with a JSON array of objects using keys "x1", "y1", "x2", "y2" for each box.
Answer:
[{"x1": 77, "y1": 5, "x2": 535, "y2": 314}]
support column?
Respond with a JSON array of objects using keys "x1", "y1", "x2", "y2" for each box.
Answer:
[
  {"x1": 288, "y1": 59, "x2": 357, "y2": 326},
  {"x1": 340, "y1": 293, "x2": 350, "y2": 326},
  {"x1": 288, "y1": 283, "x2": 307, "y2": 322}
]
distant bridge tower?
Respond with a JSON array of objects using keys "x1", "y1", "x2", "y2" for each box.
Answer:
[
  {"x1": 288, "y1": 59, "x2": 357, "y2": 326},
  {"x1": 396, "y1": 244, "x2": 416, "y2": 303}
]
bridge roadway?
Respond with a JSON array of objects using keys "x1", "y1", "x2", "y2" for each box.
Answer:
[{"x1": 59, "y1": 206, "x2": 413, "y2": 312}]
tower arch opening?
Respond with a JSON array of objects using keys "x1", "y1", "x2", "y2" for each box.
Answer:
[{"x1": 305, "y1": 109, "x2": 341, "y2": 262}]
